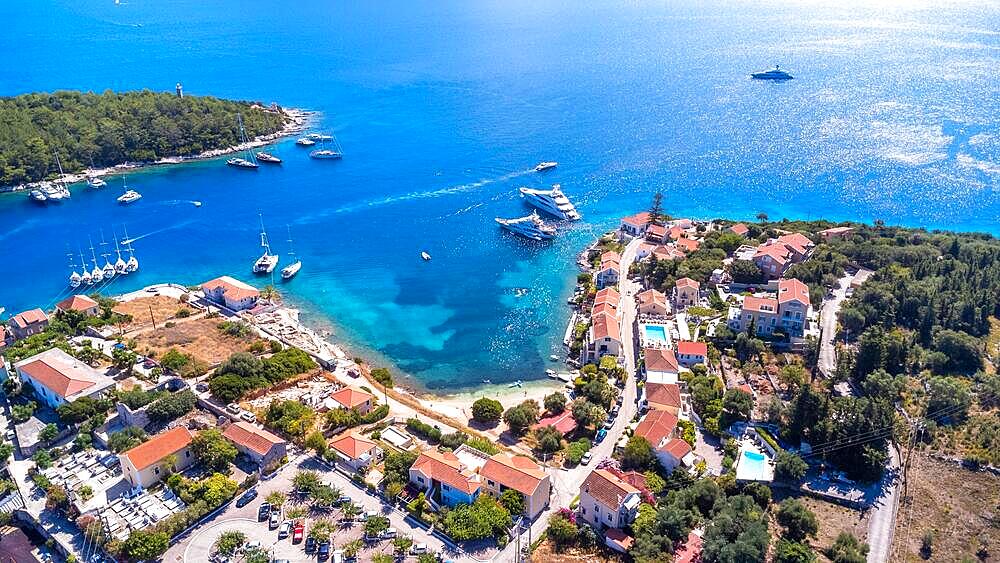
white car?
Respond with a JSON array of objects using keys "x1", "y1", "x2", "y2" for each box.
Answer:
[
  {"x1": 580, "y1": 452, "x2": 593, "y2": 465},
  {"x1": 381, "y1": 528, "x2": 397, "y2": 539},
  {"x1": 411, "y1": 543, "x2": 428, "y2": 554},
  {"x1": 278, "y1": 521, "x2": 291, "y2": 538},
  {"x1": 240, "y1": 411, "x2": 256, "y2": 423}
]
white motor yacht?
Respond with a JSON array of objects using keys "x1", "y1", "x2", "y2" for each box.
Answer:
[
  {"x1": 118, "y1": 190, "x2": 142, "y2": 204},
  {"x1": 295, "y1": 138, "x2": 316, "y2": 146},
  {"x1": 495, "y1": 211, "x2": 557, "y2": 241},
  {"x1": 518, "y1": 183, "x2": 581, "y2": 220},
  {"x1": 534, "y1": 161, "x2": 558, "y2": 172}
]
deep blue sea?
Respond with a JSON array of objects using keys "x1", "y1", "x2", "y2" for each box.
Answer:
[{"x1": 3, "y1": 0, "x2": 1000, "y2": 390}]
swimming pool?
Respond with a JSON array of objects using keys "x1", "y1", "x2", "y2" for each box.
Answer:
[
  {"x1": 643, "y1": 325, "x2": 668, "y2": 344},
  {"x1": 735, "y1": 448, "x2": 773, "y2": 482}
]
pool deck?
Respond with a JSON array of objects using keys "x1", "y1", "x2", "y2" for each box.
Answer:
[{"x1": 734, "y1": 438, "x2": 775, "y2": 482}]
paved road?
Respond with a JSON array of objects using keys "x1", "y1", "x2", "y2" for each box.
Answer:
[
  {"x1": 818, "y1": 274, "x2": 853, "y2": 378},
  {"x1": 866, "y1": 444, "x2": 902, "y2": 563},
  {"x1": 496, "y1": 238, "x2": 644, "y2": 562}
]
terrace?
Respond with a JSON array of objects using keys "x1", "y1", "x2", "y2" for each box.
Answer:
[
  {"x1": 638, "y1": 320, "x2": 674, "y2": 350},
  {"x1": 98, "y1": 487, "x2": 186, "y2": 541},
  {"x1": 39, "y1": 449, "x2": 125, "y2": 513}
]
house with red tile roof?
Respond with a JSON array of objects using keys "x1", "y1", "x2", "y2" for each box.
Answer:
[
  {"x1": 819, "y1": 226, "x2": 854, "y2": 241},
  {"x1": 776, "y1": 232, "x2": 815, "y2": 261},
  {"x1": 676, "y1": 341, "x2": 708, "y2": 368},
  {"x1": 604, "y1": 527, "x2": 635, "y2": 554},
  {"x1": 586, "y1": 311, "x2": 621, "y2": 362},
  {"x1": 222, "y1": 420, "x2": 287, "y2": 470},
  {"x1": 9, "y1": 309, "x2": 48, "y2": 340},
  {"x1": 728, "y1": 278, "x2": 812, "y2": 337},
  {"x1": 634, "y1": 409, "x2": 693, "y2": 473},
  {"x1": 651, "y1": 245, "x2": 686, "y2": 262},
  {"x1": 325, "y1": 387, "x2": 375, "y2": 415},
  {"x1": 675, "y1": 237, "x2": 700, "y2": 254},
  {"x1": 593, "y1": 287, "x2": 621, "y2": 311},
  {"x1": 201, "y1": 276, "x2": 260, "y2": 311},
  {"x1": 532, "y1": 409, "x2": 577, "y2": 435},
  {"x1": 56, "y1": 294, "x2": 101, "y2": 317},
  {"x1": 643, "y1": 382, "x2": 682, "y2": 414},
  {"x1": 328, "y1": 432, "x2": 382, "y2": 471},
  {"x1": 620, "y1": 212, "x2": 652, "y2": 238},
  {"x1": 729, "y1": 294, "x2": 780, "y2": 336},
  {"x1": 636, "y1": 289, "x2": 668, "y2": 317},
  {"x1": 729, "y1": 223, "x2": 749, "y2": 237},
  {"x1": 643, "y1": 347, "x2": 679, "y2": 384},
  {"x1": 480, "y1": 452, "x2": 551, "y2": 518},
  {"x1": 645, "y1": 223, "x2": 667, "y2": 243},
  {"x1": 753, "y1": 243, "x2": 792, "y2": 279},
  {"x1": 675, "y1": 277, "x2": 700, "y2": 309},
  {"x1": 777, "y1": 278, "x2": 811, "y2": 336},
  {"x1": 595, "y1": 251, "x2": 621, "y2": 289},
  {"x1": 409, "y1": 449, "x2": 481, "y2": 508},
  {"x1": 119, "y1": 427, "x2": 195, "y2": 488},
  {"x1": 579, "y1": 469, "x2": 642, "y2": 530},
  {"x1": 14, "y1": 348, "x2": 115, "y2": 409},
  {"x1": 674, "y1": 530, "x2": 704, "y2": 563}
]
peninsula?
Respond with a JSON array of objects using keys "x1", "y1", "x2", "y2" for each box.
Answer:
[{"x1": 0, "y1": 89, "x2": 302, "y2": 187}]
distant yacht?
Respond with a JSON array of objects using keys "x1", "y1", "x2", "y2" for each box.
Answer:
[
  {"x1": 113, "y1": 236, "x2": 128, "y2": 275},
  {"x1": 280, "y1": 225, "x2": 301, "y2": 280},
  {"x1": 421, "y1": 251, "x2": 431, "y2": 261},
  {"x1": 51, "y1": 154, "x2": 71, "y2": 200},
  {"x1": 495, "y1": 211, "x2": 557, "y2": 241},
  {"x1": 68, "y1": 251, "x2": 82, "y2": 288},
  {"x1": 295, "y1": 138, "x2": 316, "y2": 147},
  {"x1": 256, "y1": 152, "x2": 282, "y2": 164},
  {"x1": 309, "y1": 132, "x2": 343, "y2": 160},
  {"x1": 79, "y1": 250, "x2": 93, "y2": 286},
  {"x1": 253, "y1": 214, "x2": 279, "y2": 274},
  {"x1": 117, "y1": 175, "x2": 141, "y2": 203},
  {"x1": 519, "y1": 183, "x2": 581, "y2": 220},
  {"x1": 29, "y1": 189, "x2": 47, "y2": 203},
  {"x1": 122, "y1": 225, "x2": 139, "y2": 273},
  {"x1": 87, "y1": 176, "x2": 107, "y2": 189},
  {"x1": 227, "y1": 113, "x2": 259, "y2": 169},
  {"x1": 534, "y1": 161, "x2": 558, "y2": 172},
  {"x1": 99, "y1": 232, "x2": 116, "y2": 280},
  {"x1": 750, "y1": 65, "x2": 793, "y2": 80},
  {"x1": 88, "y1": 238, "x2": 104, "y2": 284}
]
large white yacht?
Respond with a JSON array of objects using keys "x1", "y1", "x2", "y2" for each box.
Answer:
[
  {"x1": 253, "y1": 214, "x2": 279, "y2": 274},
  {"x1": 518, "y1": 183, "x2": 581, "y2": 221},
  {"x1": 750, "y1": 65, "x2": 793, "y2": 80},
  {"x1": 496, "y1": 211, "x2": 557, "y2": 241}
]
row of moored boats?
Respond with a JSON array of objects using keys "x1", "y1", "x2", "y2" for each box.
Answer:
[
  {"x1": 495, "y1": 162, "x2": 581, "y2": 242},
  {"x1": 66, "y1": 228, "x2": 140, "y2": 288}
]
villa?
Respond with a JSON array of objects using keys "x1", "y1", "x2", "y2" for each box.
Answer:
[
  {"x1": 729, "y1": 295, "x2": 779, "y2": 336},
  {"x1": 55, "y1": 294, "x2": 101, "y2": 317},
  {"x1": 593, "y1": 287, "x2": 621, "y2": 318},
  {"x1": 634, "y1": 409, "x2": 693, "y2": 473},
  {"x1": 200, "y1": 276, "x2": 260, "y2": 311},
  {"x1": 328, "y1": 432, "x2": 382, "y2": 471},
  {"x1": 675, "y1": 278, "x2": 700, "y2": 309},
  {"x1": 585, "y1": 311, "x2": 622, "y2": 362},
  {"x1": 636, "y1": 289, "x2": 668, "y2": 317},
  {"x1": 729, "y1": 223, "x2": 749, "y2": 237},
  {"x1": 676, "y1": 341, "x2": 707, "y2": 368},
  {"x1": 325, "y1": 386, "x2": 375, "y2": 415},
  {"x1": 480, "y1": 452, "x2": 551, "y2": 519},
  {"x1": 728, "y1": 278, "x2": 812, "y2": 337},
  {"x1": 642, "y1": 347, "x2": 679, "y2": 384},
  {"x1": 595, "y1": 251, "x2": 621, "y2": 289},
  {"x1": 14, "y1": 348, "x2": 116, "y2": 409},
  {"x1": 619, "y1": 212, "x2": 651, "y2": 239},
  {"x1": 642, "y1": 382, "x2": 683, "y2": 414},
  {"x1": 819, "y1": 226, "x2": 854, "y2": 241},
  {"x1": 675, "y1": 237, "x2": 700, "y2": 254},
  {"x1": 578, "y1": 469, "x2": 642, "y2": 530},
  {"x1": 775, "y1": 232, "x2": 815, "y2": 261},
  {"x1": 9, "y1": 308, "x2": 48, "y2": 340},
  {"x1": 221, "y1": 420, "x2": 287, "y2": 470},
  {"x1": 533, "y1": 409, "x2": 577, "y2": 435},
  {"x1": 409, "y1": 449, "x2": 481, "y2": 508},
  {"x1": 776, "y1": 278, "x2": 812, "y2": 336},
  {"x1": 753, "y1": 244, "x2": 792, "y2": 279},
  {"x1": 645, "y1": 223, "x2": 667, "y2": 243},
  {"x1": 119, "y1": 426, "x2": 195, "y2": 489}
]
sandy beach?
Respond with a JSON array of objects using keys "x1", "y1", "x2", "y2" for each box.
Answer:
[{"x1": 411, "y1": 378, "x2": 568, "y2": 427}]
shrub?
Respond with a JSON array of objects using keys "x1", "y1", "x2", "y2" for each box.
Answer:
[
  {"x1": 465, "y1": 437, "x2": 501, "y2": 455},
  {"x1": 471, "y1": 397, "x2": 503, "y2": 424},
  {"x1": 371, "y1": 367, "x2": 393, "y2": 388},
  {"x1": 406, "y1": 418, "x2": 442, "y2": 442},
  {"x1": 564, "y1": 439, "x2": 592, "y2": 465},
  {"x1": 146, "y1": 390, "x2": 197, "y2": 422}
]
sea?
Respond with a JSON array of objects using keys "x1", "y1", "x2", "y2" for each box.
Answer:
[{"x1": 2, "y1": 0, "x2": 999, "y2": 391}]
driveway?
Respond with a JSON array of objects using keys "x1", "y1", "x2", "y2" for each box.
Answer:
[
  {"x1": 866, "y1": 445, "x2": 902, "y2": 563},
  {"x1": 818, "y1": 274, "x2": 853, "y2": 378}
]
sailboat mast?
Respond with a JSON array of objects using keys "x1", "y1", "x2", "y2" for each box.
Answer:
[
  {"x1": 286, "y1": 225, "x2": 295, "y2": 257},
  {"x1": 259, "y1": 214, "x2": 271, "y2": 255}
]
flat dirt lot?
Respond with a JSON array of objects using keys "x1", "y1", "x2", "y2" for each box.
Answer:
[
  {"x1": 114, "y1": 295, "x2": 196, "y2": 331},
  {"x1": 532, "y1": 540, "x2": 627, "y2": 563},
  {"x1": 891, "y1": 454, "x2": 999, "y2": 562},
  {"x1": 133, "y1": 316, "x2": 266, "y2": 366}
]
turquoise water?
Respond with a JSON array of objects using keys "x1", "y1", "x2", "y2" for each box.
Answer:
[
  {"x1": 738, "y1": 450, "x2": 769, "y2": 481},
  {"x1": 3, "y1": 0, "x2": 1000, "y2": 390},
  {"x1": 643, "y1": 325, "x2": 668, "y2": 345}
]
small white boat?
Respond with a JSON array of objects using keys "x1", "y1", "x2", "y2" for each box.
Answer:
[
  {"x1": 508, "y1": 380, "x2": 523, "y2": 388},
  {"x1": 545, "y1": 369, "x2": 556, "y2": 376},
  {"x1": 296, "y1": 138, "x2": 316, "y2": 146},
  {"x1": 227, "y1": 157, "x2": 259, "y2": 169},
  {"x1": 228, "y1": 114, "x2": 259, "y2": 169},
  {"x1": 193, "y1": 201, "x2": 202, "y2": 207},
  {"x1": 256, "y1": 152, "x2": 282, "y2": 164},
  {"x1": 309, "y1": 149, "x2": 342, "y2": 160},
  {"x1": 87, "y1": 177, "x2": 107, "y2": 189},
  {"x1": 549, "y1": 354, "x2": 559, "y2": 361},
  {"x1": 117, "y1": 190, "x2": 142, "y2": 204},
  {"x1": 421, "y1": 251, "x2": 431, "y2": 261},
  {"x1": 482, "y1": 379, "x2": 491, "y2": 384},
  {"x1": 534, "y1": 161, "x2": 558, "y2": 172},
  {"x1": 29, "y1": 189, "x2": 47, "y2": 203},
  {"x1": 253, "y1": 214, "x2": 279, "y2": 274},
  {"x1": 281, "y1": 226, "x2": 301, "y2": 280}
]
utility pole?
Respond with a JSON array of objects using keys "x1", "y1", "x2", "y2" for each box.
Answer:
[{"x1": 148, "y1": 304, "x2": 156, "y2": 329}]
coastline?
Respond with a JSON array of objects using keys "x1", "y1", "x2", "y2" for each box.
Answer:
[{"x1": 1, "y1": 107, "x2": 314, "y2": 193}]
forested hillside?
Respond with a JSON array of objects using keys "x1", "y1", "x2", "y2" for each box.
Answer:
[{"x1": 0, "y1": 90, "x2": 288, "y2": 184}]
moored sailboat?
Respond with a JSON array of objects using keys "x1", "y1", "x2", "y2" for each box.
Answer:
[
  {"x1": 252, "y1": 214, "x2": 279, "y2": 274},
  {"x1": 227, "y1": 113, "x2": 259, "y2": 169},
  {"x1": 280, "y1": 225, "x2": 301, "y2": 280}
]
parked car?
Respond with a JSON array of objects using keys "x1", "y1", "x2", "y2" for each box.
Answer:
[
  {"x1": 142, "y1": 358, "x2": 157, "y2": 369},
  {"x1": 278, "y1": 521, "x2": 291, "y2": 538},
  {"x1": 336, "y1": 495, "x2": 351, "y2": 505},
  {"x1": 226, "y1": 403, "x2": 241, "y2": 415},
  {"x1": 195, "y1": 382, "x2": 209, "y2": 392},
  {"x1": 235, "y1": 489, "x2": 257, "y2": 508},
  {"x1": 257, "y1": 503, "x2": 270, "y2": 521},
  {"x1": 269, "y1": 512, "x2": 280, "y2": 529},
  {"x1": 242, "y1": 541, "x2": 261, "y2": 553},
  {"x1": 240, "y1": 411, "x2": 256, "y2": 423},
  {"x1": 381, "y1": 528, "x2": 397, "y2": 539},
  {"x1": 595, "y1": 428, "x2": 608, "y2": 443},
  {"x1": 361, "y1": 510, "x2": 378, "y2": 521},
  {"x1": 292, "y1": 521, "x2": 304, "y2": 543},
  {"x1": 411, "y1": 543, "x2": 429, "y2": 554},
  {"x1": 332, "y1": 549, "x2": 344, "y2": 563},
  {"x1": 317, "y1": 541, "x2": 331, "y2": 560},
  {"x1": 304, "y1": 536, "x2": 316, "y2": 554},
  {"x1": 580, "y1": 452, "x2": 593, "y2": 465}
]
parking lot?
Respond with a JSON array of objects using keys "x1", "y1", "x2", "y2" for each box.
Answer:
[{"x1": 164, "y1": 453, "x2": 459, "y2": 562}]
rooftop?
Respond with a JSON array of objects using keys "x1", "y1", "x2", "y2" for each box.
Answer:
[
  {"x1": 56, "y1": 294, "x2": 99, "y2": 313},
  {"x1": 645, "y1": 382, "x2": 682, "y2": 410},
  {"x1": 592, "y1": 311, "x2": 621, "y2": 341},
  {"x1": 480, "y1": 452, "x2": 547, "y2": 497},
  {"x1": 201, "y1": 275, "x2": 260, "y2": 301},
  {"x1": 777, "y1": 278, "x2": 810, "y2": 305},
  {"x1": 643, "y1": 347, "x2": 679, "y2": 373},
  {"x1": 11, "y1": 308, "x2": 47, "y2": 329},
  {"x1": 327, "y1": 386, "x2": 374, "y2": 410},
  {"x1": 621, "y1": 211, "x2": 651, "y2": 226},
  {"x1": 582, "y1": 469, "x2": 640, "y2": 510},
  {"x1": 329, "y1": 432, "x2": 378, "y2": 459},
  {"x1": 14, "y1": 348, "x2": 115, "y2": 401},
  {"x1": 634, "y1": 409, "x2": 678, "y2": 449},
  {"x1": 532, "y1": 409, "x2": 577, "y2": 434},
  {"x1": 743, "y1": 295, "x2": 779, "y2": 313},
  {"x1": 677, "y1": 340, "x2": 707, "y2": 357},
  {"x1": 122, "y1": 426, "x2": 193, "y2": 471},
  {"x1": 411, "y1": 449, "x2": 480, "y2": 495},
  {"x1": 222, "y1": 421, "x2": 285, "y2": 456},
  {"x1": 675, "y1": 277, "x2": 700, "y2": 289}
]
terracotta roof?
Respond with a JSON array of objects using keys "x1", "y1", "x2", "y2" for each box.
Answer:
[
  {"x1": 634, "y1": 409, "x2": 678, "y2": 449},
  {"x1": 777, "y1": 232, "x2": 814, "y2": 253},
  {"x1": 730, "y1": 223, "x2": 749, "y2": 235},
  {"x1": 673, "y1": 219, "x2": 694, "y2": 229},
  {"x1": 647, "y1": 224, "x2": 667, "y2": 238},
  {"x1": 819, "y1": 226, "x2": 854, "y2": 236},
  {"x1": 533, "y1": 410, "x2": 577, "y2": 434},
  {"x1": 663, "y1": 437, "x2": 692, "y2": 460},
  {"x1": 328, "y1": 387, "x2": 374, "y2": 410},
  {"x1": 667, "y1": 226, "x2": 685, "y2": 240},
  {"x1": 600, "y1": 251, "x2": 621, "y2": 263},
  {"x1": 652, "y1": 246, "x2": 686, "y2": 261},
  {"x1": 676, "y1": 277, "x2": 700, "y2": 290},
  {"x1": 677, "y1": 341, "x2": 707, "y2": 357},
  {"x1": 605, "y1": 528, "x2": 635, "y2": 551},
  {"x1": 56, "y1": 294, "x2": 99, "y2": 313},
  {"x1": 480, "y1": 452, "x2": 547, "y2": 497},
  {"x1": 778, "y1": 278, "x2": 810, "y2": 306},
  {"x1": 645, "y1": 383, "x2": 682, "y2": 410},
  {"x1": 643, "y1": 348, "x2": 678, "y2": 373},
  {"x1": 591, "y1": 303, "x2": 618, "y2": 318},
  {"x1": 594, "y1": 287, "x2": 620, "y2": 308},
  {"x1": 621, "y1": 212, "x2": 651, "y2": 227},
  {"x1": 582, "y1": 469, "x2": 639, "y2": 510},
  {"x1": 222, "y1": 421, "x2": 285, "y2": 456},
  {"x1": 329, "y1": 432, "x2": 378, "y2": 460},
  {"x1": 636, "y1": 289, "x2": 666, "y2": 307},
  {"x1": 743, "y1": 295, "x2": 778, "y2": 313},
  {"x1": 621, "y1": 471, "x2": 647, "y2": 491},
  {"x1": 123, "y1": 427, "x2": 193, "y2": 471},
  {"x1": 201, "y1": 276, "x2": 260, "y2": 302},
  {"x1": 674, "y1": 531, "x2": 704, "y2": 563},
  {"x1": 411, "y1": 449, "x2": 480, "y2": 495},
  {"x1": 753, "y1": 243, "x2": 790, "y2": 266},
  {"x1": 11, "y1": 309, "x2": 47, "y2": 330},
  {"x1": 737, "y1": 383, "x2": 755, "y2": 396},
  {"x1": 592, "y1": 311, "x2": 621, "y2": 341},
  {"x1": 15, "y1": 348, "x2": 113, "y2": 400},
  {"x1": 675, "y1": 238, "x2": 700, "y2": 253}
]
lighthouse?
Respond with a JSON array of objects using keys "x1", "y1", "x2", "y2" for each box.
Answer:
[{"x1": 175, "y1": 83, "x2": 183, "y2": 98}]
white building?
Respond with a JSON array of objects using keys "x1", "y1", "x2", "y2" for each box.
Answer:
[
  {"x1": 14, "y1": 348, "x2": 116, "y2": 409},
  {"x1": 201, "y1": 276, "x2": 260, "y2": 311}
]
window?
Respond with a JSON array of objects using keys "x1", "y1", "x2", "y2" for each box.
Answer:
[
  {"x1": 154, "y1": 468, "x2": 160, "y2": 475},
  {"x1": 185, "y1": 451, "x2": 190, "y2": 458},
  {"x1": 487, "y1": 480, "x2": 495, "y2": 486},
  {"x1": 417, "y1": 477, "x2": 424, "y2": 484}
]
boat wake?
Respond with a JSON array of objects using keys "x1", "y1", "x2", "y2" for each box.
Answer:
[{"x1": 121, "y1": 220, "x2": 194, "y2": 245}]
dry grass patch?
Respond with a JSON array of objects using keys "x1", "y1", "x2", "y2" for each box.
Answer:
[
  {"x1": 134, "y1": 316, "x2": 265, "y2": 366},
  {"x1": 532, "y1": 539, "x2": 627, "y2": 563},
  {"x1": 113, "y1": 296, "x2": 195, "y2": 332}
]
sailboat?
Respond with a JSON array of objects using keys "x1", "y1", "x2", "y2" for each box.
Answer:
[
  {"x1": 88, "y1": 238, "x2": 104, "y2": 283},
  {"x1": 117, "y1": 175, "x2": 141, "y2": 204},
  {"x1": 87, "y1": 156, "x2": 107, "y2": 188},
  {"x1": 68, "y1": 251, "x2": 82, "y2": 288},
  {"x1": 280, "y1": 226, "x2": 301, "y2": 280},
  {"x1": 79, "y1": 250, "x2": 93, "y2": 286},
  {"x1": 122, "y1": 225, "x2": 140, "y2": 273},
  {"x1": 52, "y1": 154, "x2": 71, "y2": 200},
  {"x1": 309, "y1": 131, "x2": 343, "y2": 160},
  {"x1": 252, "y1": 214, "x2": 279, "y2": 274},
  {"x1": 113, "y1": 235, "x2": 129, "y2": 275},
  {"x1": 100, "y1": 231, "x2": 116, "y2": 280},
  {"x1": 227, "y1": 113, "x2": 259, "y2": 169}
]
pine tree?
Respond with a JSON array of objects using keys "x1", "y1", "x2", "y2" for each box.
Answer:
[{"x1": 648, "y1": 192, "x2": 664, "y2": 226}]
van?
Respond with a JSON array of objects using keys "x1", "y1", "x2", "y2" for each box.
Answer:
[{"x1": 381, "y1": 528, "x2": 397, "y2": 539}]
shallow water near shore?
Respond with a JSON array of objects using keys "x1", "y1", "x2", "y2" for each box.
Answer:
[{"x1": 2, "y1": 0, "x2": 1000, "y2": 391}]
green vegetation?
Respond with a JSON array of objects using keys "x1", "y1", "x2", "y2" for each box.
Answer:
[
  {"x1": 443, "y1": 495, "x2": 512, "y2": 541},
  {"x1": 146, "y1": 390, "x2": 197, "y2": 423},
  {"x1": 264, "y1": 399, "x2": 316, "y2": 438},
  {"x1": 190, "y1": 429, "x2": 237, "y2": 472},
  {"x1": 108, "y1": 427, "x2": 147, "y2": 453},
  {"x1": 406, "y1": 418, "x2": 442, "y2": 442},
  {"x1": 471, "y1": 397, "x2": 504, "y2": 424},
  {"x1": 383, "y1": 451, "x2": 418, "y2": 488},
  {"x1": 503, "y1": 399, "x2": 541, "y2": 436},
  {"x1": 370, "y1": 367, "x2": 394, "y2": 388},
  {"x1": 118, "y1": 530, "x2": 169, "y2": 563},
  {"x1": 214, "y1": 531, "x2": 246, "y2": 556},
  {"x1": 563, "y1": 438, "x2": 592, "y2": 465},
  {"x1": 158, "y1": 348, "x2": 209, "y2": 378},
  {"x1": 465, "y1": 437, "x2": 501, "y2": 455},
  {"x1": 208, "y1": 348, "x2": 315, "y2": 402},
  {"x1": 0, "y1": 90, "x2": 287, "y2": 184}
]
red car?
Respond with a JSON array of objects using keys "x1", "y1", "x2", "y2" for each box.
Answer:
[{"x1": 292, "y1": 521, "x2": 304, "y2": 543}]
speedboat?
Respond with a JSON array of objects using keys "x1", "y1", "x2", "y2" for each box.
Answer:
[
  {"x1": 421, "y1": 251, "x2": 431, "y2": 261},
  {"x1": 496, "y1": 211, "x2": 557, "y2": 241},
  {"x1": 309, "y1": 149, "x2": 342, "y2": 160},
  {"x1": 281, "y1": 260, "x2": 301, "y2": 280},
  {"x1": 534, "y1": 161, "x2": 558, "y2": 172},
  {"x1": 256, "y1": 152, "x2": 282, "y2": 164},
  {"x1": 227, "y1": 157, "x2": 259, "y2": 169},
  {"x1": 307, "y1": 133, "x2": 334, "y2": 141},
  {"x1": 750, "y1": 65, "x2": 793, "y2": 80},
  {"x1": 295, "y1": 138, "x2": 316, "y2": 146},
  {"x1": 518, "y1": 184, "x2": 581, "y2": 220},
  {"x1": 29, "y1": 189, "x2": 47, "y2": 203},
  {"x1": 117, "y1": 190, "x2": 142, "y2": 204},
  {"x1": 87, "y1": 177, "x2": 107, "y2": 189}
]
